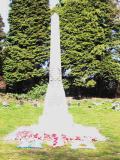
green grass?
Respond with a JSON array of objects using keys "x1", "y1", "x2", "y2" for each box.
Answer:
[{"x1": 0, "y1": 98, "x2": 120, "y2": 160}]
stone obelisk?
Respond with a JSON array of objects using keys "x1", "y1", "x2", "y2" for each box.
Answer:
[
  {"x1": 38, "y1": 0, "x2": 74, "y2": 134},
  {"x1": 45, "y1": 0, "x2": 68, "y2": 113}
]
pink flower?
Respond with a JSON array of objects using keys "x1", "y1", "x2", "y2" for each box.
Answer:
[{"x1": 75, "y1": 136, "x2": 81, "y2": 140}]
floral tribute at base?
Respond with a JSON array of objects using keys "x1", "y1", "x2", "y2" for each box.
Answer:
[{"x1": 15, "y1": 131, "x2": 97, "y2": 149}]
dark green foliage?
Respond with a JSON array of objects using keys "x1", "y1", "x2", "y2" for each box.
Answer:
[
  {"x1": 59, "y1": 0, "x2": 120, "y2": 97},
  {"x1": 3, "y1": 0, "x2": 120, "y2": 97},
  {"x1": 0, "y1": 15, "x2": 5, "y2": 41},
  {"x1": 0, "y1": 15, "x2": 5, "y2": 75},
  {"x1": 3, "y1": 0, "x2": 50, "y2": 91},
  {"x1": 27, "y1": 82, "x2": 47, "y2": 99}
]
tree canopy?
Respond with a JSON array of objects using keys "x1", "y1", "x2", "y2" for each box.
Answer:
[
  {"x1": 3, "y1": 0, "x2": 50, "y2": 92},
  {"x1": 2, "y1": 0, "x2": 120, "y2": 97},
  {"x1": 59, "y1": 0, "x2": 120, "y2": 97},
  {"x1": 0, "y1": 14, "x2": 5, "y2": 76}
]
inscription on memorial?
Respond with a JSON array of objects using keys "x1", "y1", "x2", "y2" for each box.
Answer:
[{"x1": 50, "y1": 67, "x2": 62, "y2": 81}]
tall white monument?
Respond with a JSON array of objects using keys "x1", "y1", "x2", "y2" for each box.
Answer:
[{"x1": 38, "y1": 0, "x2": 74, "y2": 135}]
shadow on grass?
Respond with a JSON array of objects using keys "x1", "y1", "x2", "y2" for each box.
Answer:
[{"x1": 0, "y1": 141, "x2": 120, "y2": 160}]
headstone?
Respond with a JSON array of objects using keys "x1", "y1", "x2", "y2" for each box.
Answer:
[
  {"x1": 112, "y1": 102, "x2": 120, "y2": 111},
  {"x1": 33, "y1": 100, "x2": 39, "y2": 107},
  {"x1": 19, "y1": 100, "x2": 24, "y2": 106},
  {"x1": 2, "y1": 101, "x2": 9, "y2": 107},
  {"x1": 78, "y1": 102, "x2": 80, "y2": 107}
]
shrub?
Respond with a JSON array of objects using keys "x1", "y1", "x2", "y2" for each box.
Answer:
[{"x1": 27, "y1": 83, "x2": 47, "y2": 99}]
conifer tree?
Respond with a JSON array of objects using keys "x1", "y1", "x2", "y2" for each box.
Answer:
[
  {"x1": 3, "y1": 0, "x2": 50, "y2": 92},
  {"x1": 0, "y1": 15, "x2": 5, "y2": 76},
  {"x1": 60, "y1": 0, "x2": 120, "y2": 97}
]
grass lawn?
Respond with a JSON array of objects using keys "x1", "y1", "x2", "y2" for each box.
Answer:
[{"x1": 0, "y1": 98, "x2": 120, "y2": 160}]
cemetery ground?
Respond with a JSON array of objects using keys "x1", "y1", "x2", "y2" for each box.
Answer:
[{"x1": 0, "y1": 97, "x2": 120, "y2": 160}]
